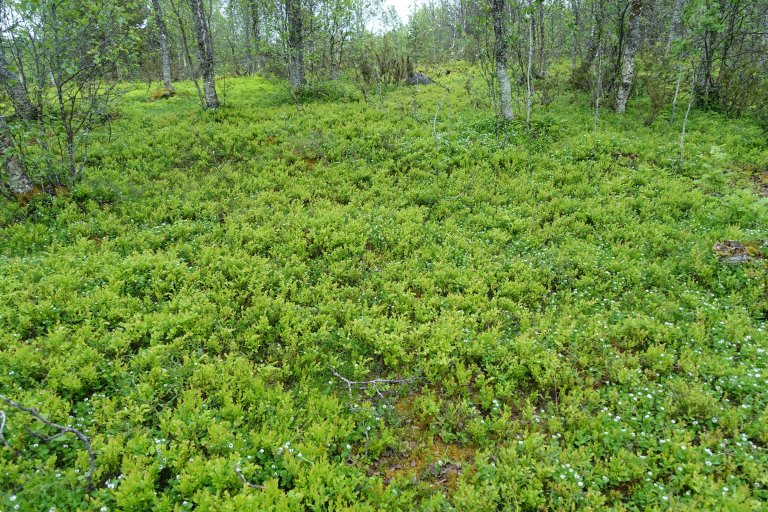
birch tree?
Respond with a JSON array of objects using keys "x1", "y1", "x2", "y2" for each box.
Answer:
[
  {"x1": 492, "y1": 0, "x2": 514, "y2": 120},
  {"x1": 0, "y1": 43, "x2": 39, "y2": 120},
  {"x1": 286, "y1": 0, "x2": 305, "y2": 91},
  {"x1": 615, "y1": 0, "x2": 642, "y2": 113},
  {"x1": 151, "y1": 0, "x2": 176, "y2": 94},
  {"x1": 189, "y1": 0, "x2": 220, "y2": 109}
]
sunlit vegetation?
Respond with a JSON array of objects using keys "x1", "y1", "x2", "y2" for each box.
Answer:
[{"x1": 1, "y1": 69, "x2": 766, "y2": 509}]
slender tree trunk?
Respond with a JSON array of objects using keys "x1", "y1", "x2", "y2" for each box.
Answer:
[
  {"x1": 492, "y1": 0, "x2": 514, "y2": 121},
  {"x1": 695, "y1": 28, "x2": 717, "y2": 107},
  {"x1": 244, "y1": 25, "x2": 253, "y2": 74},
  {"x1": 526, "y1": 5, "x2": 534, "y2": 130},
  {"x1": 670, "y1": 62, "x2": 683, "y2": 122},
  {"x1": 584, "y1": 0, "x2": 602, "y2": 66},
  {"x1": 151, "y1": 0, "x2": 175, "y2": 93},
  {"x1": 0, "y1": 116, "x2": 34, "y2": 196},
  {"x1": 169, "y1": 0, "x2": 204, "y2": 106},
  {"x1": 571, "y1": 0, "x2": 602, "y2": 89},
  {"x1": 615, "y1": 0, "x2": 642, "y2": 113},
  {"x1": 286, "y1": 0, "x2": 305, "y2": 91},
  {"x1": 680, "y1": 63, "x2": 696, "y2": 165},
  {"x1": 249, "y1": 1, "x2": 262, "y2": 72},
  {"x1": 667, "y1": 0, "x2": 685, "y2": 53},
  {"x1": 538, "y1": 1, "x2": 546, "y2": 77},
  {"x1": 571, "y1": 0, "x2": 581, "y2": 67},
  {"x1": 594, "y1": 43, "x2": 602, "y2": 131},
  {"x1": 189, "y1": 0, "x2": 219, "y2": 109}
]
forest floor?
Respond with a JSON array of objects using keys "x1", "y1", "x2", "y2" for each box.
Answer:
[{"x1": 1, "y1": 68, "x2": 767, "y2": 510}]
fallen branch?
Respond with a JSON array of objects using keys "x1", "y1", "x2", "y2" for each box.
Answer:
[
  {"x1": 0, "y1": 393, "x2": 95, "y2": 490},
  {"x1": 328, "y1": 365, "x2": 414, "y2": 398},
  {"x1": 234, "y1": 464, "x2": 265, "y2": 489}
]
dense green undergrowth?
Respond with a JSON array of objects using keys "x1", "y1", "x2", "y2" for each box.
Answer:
[{"x1": 1, "y1": 68, "x2": 767, "y2": 511}]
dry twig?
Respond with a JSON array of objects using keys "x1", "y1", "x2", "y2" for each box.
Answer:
[
  {"x1": 328, "y1": 365, "x2": 414, "y2": 398},
  {"x1": 0, "y1": 393, "x2": 95, "y2": 490},
  {"x1": 234, "y1": 464, "x2": 265, "y2": 489}
]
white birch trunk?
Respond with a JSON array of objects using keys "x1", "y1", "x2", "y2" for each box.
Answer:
[
  {"x1": 151, "y1": 0, "x2": 175, "y2": 93},
  {"x1": 492, "y1": 0, "x2": 514, "y2": 121},
  {"x1": 287, "y1": 0, "x2": 305, "y2": 92},
  {"x1": 526, "y1": 8, "x2": 534, "y2": 130},
  {"x1": 615, "y1": 0, "x2": 642, "y2": 114},
  {"x1": 189, "y1": 0, "x2": 219, "y2": 109}
]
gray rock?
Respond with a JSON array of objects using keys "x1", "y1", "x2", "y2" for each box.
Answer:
[{"x1": 404, "y1": 72, "x2": 434, "y2": 86}]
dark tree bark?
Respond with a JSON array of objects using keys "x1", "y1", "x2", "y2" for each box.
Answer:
[
  {"x1": 286, "y1": 0, "x2": 305, "y2": 91},
  {"x1": 570, "y1": 0, "x2": 582, "y2": 67},
  {"x1": 248, "y1": 0, "x2": 262, "y2": 72},
  {"x1": 189, "y1": 0, "x2": 219, "y2": 109},
  {"x1": 538, "y1": 1, "x2": 546, "y2": 77},
  {"x1": 615, "y1": 0, "x2": 642, "y2": 113},
  {"x1": 571, "y1": 0, "x2": 603, "y2": 90},
  {"x1": 151, "y1": 0, "x2": 175, "y2": 93},
  {"x1": 696, "y1": 26, "x2": 717, "y2": 108},
  {"x1": 492, "y1": 0, "x2": 513, "y2": 120}
]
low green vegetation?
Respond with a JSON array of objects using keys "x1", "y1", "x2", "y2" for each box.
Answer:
[{"x1": 1, "y1": 70, "x2": 767, "y2": 510}]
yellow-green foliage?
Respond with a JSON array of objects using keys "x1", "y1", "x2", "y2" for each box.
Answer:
[{"x1": 1, "y1": 72, "x2": 767, "y2": 510}]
